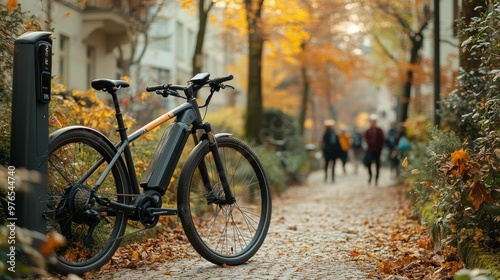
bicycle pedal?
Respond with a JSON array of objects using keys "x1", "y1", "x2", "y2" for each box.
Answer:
[{"x1": 147, "y1": 208, "x2": 178, "y2": 216}]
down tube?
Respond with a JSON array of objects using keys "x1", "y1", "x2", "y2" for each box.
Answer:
[{"x1": 140, "y1": 122, "x2": 191, "y2": 195}]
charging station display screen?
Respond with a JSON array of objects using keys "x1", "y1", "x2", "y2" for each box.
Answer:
[
  {"x1": 41, "y1": 72, "x2": 50, "y2": 102},
  {"x1": 38, "y1": 43, "x2": 51, "y2": 103}
]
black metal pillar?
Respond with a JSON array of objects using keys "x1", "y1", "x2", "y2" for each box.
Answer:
[{"x1": 10, "y1": 31, "x2": 52, "y2": 235}]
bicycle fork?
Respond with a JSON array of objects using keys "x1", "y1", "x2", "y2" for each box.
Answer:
[{"x1": 197, "y1": 124, "x2": 236, "y2": 206}]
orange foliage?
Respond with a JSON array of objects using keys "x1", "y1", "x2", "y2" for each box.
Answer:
[
  {"x1": 450, "y1": 148, "x2": 469, "y2": 173},
  {"x1": 38, "y1": 231, "x2": 66, "y2": 256},
  {"x1": 441, "y1": 148, "x2": 495, "y2": 210},
  {"x1": 6, "y1": 0, "x2": 16, "y2": 10}
]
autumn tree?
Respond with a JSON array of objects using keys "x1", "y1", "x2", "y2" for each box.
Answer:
[
  {"x1": 191, "y1": 0, "x2": 215, "y2": 80},
  {"x1": 371, "y1": 0, "x2": 431, "y2": 123},
  {"x1": 243, "y1": 0, "x2": 265, "y2": 142},
  {"x1": 116, "y1": 0, "x2": 167, "y2": 77},
  {"x1": 222, "y1": 0, "x2": 366, "y2": 139}
]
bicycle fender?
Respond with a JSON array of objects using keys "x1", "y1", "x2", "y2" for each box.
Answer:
[
  {"x1": 185, "y1": 133, "x2": 233, "y2": 160},
  {"x1": 49, "y1": 125, "x2": 112, "y2": 145},
  {"x1": 215, "y1": 133, "x2": 232, "y2": 138},
  {"x1": 48, "y1": 125, "x2": 132, "y2": 191}
]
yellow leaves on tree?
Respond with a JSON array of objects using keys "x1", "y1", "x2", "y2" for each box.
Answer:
[
  {"x1": 180, "y1": 0, "x2": 196, "y2": 10},
  {"x1": 262, "y1": 68, "x2": 301, "y2": 113},
  {"x1": 221, "y1": 0, "x2": 311, "y2": 61},
  {"x1": 264, "y1": 0, "x2": 310, "y2": 60}
]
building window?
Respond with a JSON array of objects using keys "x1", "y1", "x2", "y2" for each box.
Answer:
[
  {"x1": 176, "y1": 21, "x2": 184, "y2": 62},
  {"x1": 151, "y1": 19, "x2": 171, "y2": 51},
  {"x1": 116, "y1": 59, "x2": 123, "y2": 79},
  {"x1": 187, "y1": 28, "x2": 195, "y2": 58},
  {"x1": 157, "y1": 67, "x2": 170, "y2": 84},
  {"x1": 86, "y1": 46, "x2": 95, "y2": 87},
  {"x1": 59, "y1": 35, "x2": 69, "y2": 84}
]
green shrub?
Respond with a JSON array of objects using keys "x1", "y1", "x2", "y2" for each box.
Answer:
[
  {"x1": 417, "y1": 3, "x2": 500, "y2": 252},
  {"x1": 0, "y1": 2, "x2": 43, "y2": 165},
  {"x1": 253, "y1": 146, "x2": 288, "y2": 194}
]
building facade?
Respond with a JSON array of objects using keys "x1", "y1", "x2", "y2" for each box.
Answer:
[{"x1": 14, "y1": 0, "x2": 238, "y2": 98}]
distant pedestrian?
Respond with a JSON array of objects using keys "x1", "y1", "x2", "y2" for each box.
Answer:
[
  {"x1": 321, "y1": 119, "x2": 342, "y2": 183},
  {"x1": 386, "y1": 122, "x2": 398, "y2": 177},
  {"x1": 363, "y1": 114, "x2": 385, "y2": 185},
  {"x1": 338, "y1": 128, "x2": 350, "y2": 174},
  {"x1": 350, "y1": 129, "x2": 364, "y2": 174},
  {"x1": 390, "y1": 124, "x2": 410, "y2": 177}
]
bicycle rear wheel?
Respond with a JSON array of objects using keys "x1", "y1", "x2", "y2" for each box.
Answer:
[
  {"x1": 47, "y1": 128, "x2": 129, "y2": 275},
  {"x1": 178, "y1": 136, "x2": 272, "y2": 265}
]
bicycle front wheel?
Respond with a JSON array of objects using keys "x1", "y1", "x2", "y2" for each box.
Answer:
[
  {"x1": 47, "y1": 127, "x2": 129, "y2": 275},
  {"x1": 178, "y1": 136, "x2": 272, "y2": 266}
]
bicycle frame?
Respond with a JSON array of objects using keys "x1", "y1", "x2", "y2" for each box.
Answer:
[{"x1": 82, "y1": 81, "x2": 234, "y2": 217}]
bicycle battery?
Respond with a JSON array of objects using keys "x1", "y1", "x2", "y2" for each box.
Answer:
[{"x1": 140, "y1": 122, "x2": 190, "y2": 195}]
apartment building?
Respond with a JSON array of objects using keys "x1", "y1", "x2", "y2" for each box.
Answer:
[
  {"x1": 13, "y1": 0, "x2": 237, "y2": 99},
  {"x1": 418, "y1": 0, "x2": 461, "y2": 118}
]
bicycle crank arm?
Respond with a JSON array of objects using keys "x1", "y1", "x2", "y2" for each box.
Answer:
[
  {"x1": 147, "y1": 208, "x2": 178, "y2": 216},
  {"x1": 95, "y1": 196, "x2": 137, "y2": 216}
]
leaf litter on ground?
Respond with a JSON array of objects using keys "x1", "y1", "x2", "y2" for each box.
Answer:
[{"x1": 45, "y1": 184, "x2": 466, "y2": 280}]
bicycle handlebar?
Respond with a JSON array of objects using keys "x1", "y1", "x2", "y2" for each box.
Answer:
[
  {"x1": 146, "y1": 74, "x2": 233, "y2": 94},
  {"x1": 211, "y1": 74, "x2": 233, "y2": 85}
]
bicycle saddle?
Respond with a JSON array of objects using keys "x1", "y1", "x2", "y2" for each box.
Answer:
[{"x1": 91, "y1": 79, "x2": 130, "y2": 92}]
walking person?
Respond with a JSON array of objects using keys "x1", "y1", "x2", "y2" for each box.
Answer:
[
  {"x1": 338, "y1": 128, "x2": 350, "y2": 174},
  {"x1": 351, "y1": 128, "x2": 364, "y2": 174},
  {"x1": 391, "y1": 124, "x2": 411, "y2": 177},
  {"x1": 321, "y1": 120, "x2": 342, "y2": 183},
  {"x1": 363, "y1": 114, "x2": 385, "y2": 185}
]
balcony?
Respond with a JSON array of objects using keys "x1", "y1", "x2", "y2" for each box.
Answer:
[{"x1": 58, "y1": 0, "x2": 150, "y2": 51}]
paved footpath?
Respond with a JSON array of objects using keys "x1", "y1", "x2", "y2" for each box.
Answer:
[{"x1": 102, "y1": 165, "x2": 404, "y2": 280}]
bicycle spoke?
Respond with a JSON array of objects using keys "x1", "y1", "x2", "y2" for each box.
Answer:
[
  {"x1": 179, "y1": 136, "x2": 271, "y2": 265},
  {"x1": 47, "y1": 129, "x2": 129, "y2": 274}
]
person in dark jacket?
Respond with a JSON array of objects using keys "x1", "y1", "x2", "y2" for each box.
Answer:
[
  {"x1": 363, "y1": 114, "x2": 385, "y2": 185},
  {"x1": 322, "y1": 119, "x2": 342, "y2": 183}
]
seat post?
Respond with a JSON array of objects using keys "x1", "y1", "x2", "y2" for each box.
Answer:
[
  {"x1": 109, "y1": 89, "x2": 139, "y2": 191},
  {"x1": 110, "y1": 91, "x2": 128, "y2": 141}
]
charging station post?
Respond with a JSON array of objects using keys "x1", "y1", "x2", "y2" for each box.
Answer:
[{"x1": 10, "y1": 31, "x2": 52, "y2": 235}]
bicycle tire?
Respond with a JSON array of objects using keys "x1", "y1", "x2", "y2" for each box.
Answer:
[
  {"x1": 47, "y1": 127, "x2": 129, "y2": 275},
  {"x1": 178, "y1": 136, "x2": 272, "y2": 266}
]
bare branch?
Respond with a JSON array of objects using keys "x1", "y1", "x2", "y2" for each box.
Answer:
[{"x1": 373, "y1": 33, "x2": 398, "y2": 63}]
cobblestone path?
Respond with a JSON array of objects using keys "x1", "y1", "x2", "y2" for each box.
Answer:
[{"x1": 100, "y1": 166, "x2": 403, "y2": 280}]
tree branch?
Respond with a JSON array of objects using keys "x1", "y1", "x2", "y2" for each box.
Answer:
[{"x1": 373, "y1": 33, "x2": 398, "y2": 63}]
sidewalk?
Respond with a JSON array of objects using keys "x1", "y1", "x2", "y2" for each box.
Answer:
[{"x1": 99, "y1": 165, "x2": 404, "y2": 279}]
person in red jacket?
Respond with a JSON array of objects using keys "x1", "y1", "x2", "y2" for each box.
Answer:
[{"x1": 363, "y1": 114, "x2": 385, "y2": 185}]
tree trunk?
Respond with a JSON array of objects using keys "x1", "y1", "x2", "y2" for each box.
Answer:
[
  {"x1": 192, "y1": 0, "x2": 214, "y2": 97},
  {"x1": 244, "y1": 0, "x2": 265, "y2": 143},
  {"x1": 400, "y1": 30, "x2": 425, "y2": 122},
  {"x1": 299, "y1": 63, "x2": 309, "y2": 136},
  {"x1": 324, "y1": 64, "x2": 337, "y2": 122},
  {"x1": 459, "y1": 0, "x2": 483, "y2": 71}
]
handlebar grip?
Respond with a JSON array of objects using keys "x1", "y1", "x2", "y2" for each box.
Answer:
[
  {"x1": 146, "y1": 85, "x2": 165, "y2": 92},
  {"x1": 212, "y1": 75, "x2": 234, "y2": 84},
  {"x1": 146, "y1": 84, "x2": 185, "y2": 92}
]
